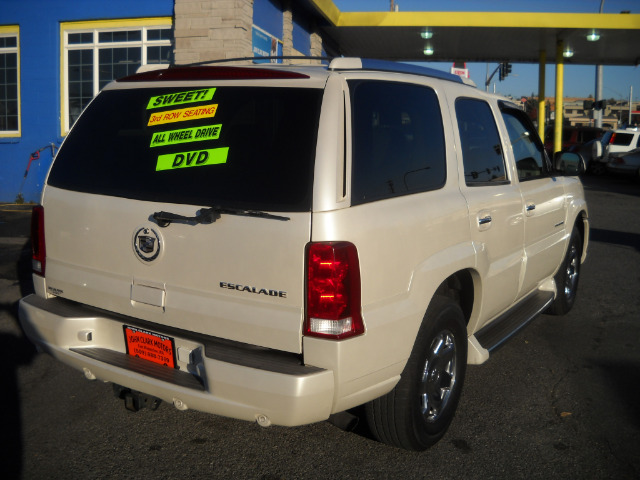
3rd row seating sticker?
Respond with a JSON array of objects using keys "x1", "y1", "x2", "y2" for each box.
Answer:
[
  {"x1": 150, "y1": 124, "x2": 222, "y2": 147},
  {"x1": 147, "y1": 88, "x2": 216, "y2": 109},
  {"x1": 148, "y1": 104, "x2": 218, "y2": 126},
  {"x1": 156, "y1": 147, "x2": 229, "y2": 171}
]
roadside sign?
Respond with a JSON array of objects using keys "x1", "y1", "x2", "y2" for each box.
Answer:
[{"x1": 451, "y1": 62, "x2": 469, "y2": 78}]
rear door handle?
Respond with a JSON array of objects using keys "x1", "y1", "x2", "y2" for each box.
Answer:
[{"x1": 477, "y1": 210, "x2": 492, "y2": 231}]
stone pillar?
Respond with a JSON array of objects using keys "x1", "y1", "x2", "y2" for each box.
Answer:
[
  {"x1": 310, "y1": 26, "x2": 323, "y2": 58},
  {"x1": 282, "y1": 0, "x2": 294, "y2": 58},
  {"x1": 174, "y1": 0, "x2": 253, "y2": 65}
]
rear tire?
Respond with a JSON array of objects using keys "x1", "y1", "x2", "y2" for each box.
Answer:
[
  {"x1": 548, "y1": 226, "x2": 582, "y2": 315},
  {"x1": 365, "y1": 295, "x2": 467, "y2": 450}
]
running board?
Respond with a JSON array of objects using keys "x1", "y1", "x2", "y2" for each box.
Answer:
[{"x1": 475, "y1": 290, "x2": 555, "y2": 352}]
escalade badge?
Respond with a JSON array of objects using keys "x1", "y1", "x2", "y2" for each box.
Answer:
[{"x1": 133, "y1": 227, "x2": 161, "y2": 262}]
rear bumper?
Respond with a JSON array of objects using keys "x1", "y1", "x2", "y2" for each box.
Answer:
[{"x1": 18, "y1": 294, "x2": 334, "y2": 426}]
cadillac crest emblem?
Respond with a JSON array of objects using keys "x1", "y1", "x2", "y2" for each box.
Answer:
[{"x1": 133, "y1": 227, "x2": 161, "y2": 262}]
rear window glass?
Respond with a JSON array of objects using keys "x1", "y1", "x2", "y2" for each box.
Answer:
[
  {"x1": 579, "y1": 129, "x2": 602, "y2": 143},
  {"x1": 611, "y1": 133, "x2": 634, "y2": 146},
  {"x1": 48, "y1": 87, "x2": 323, "y2": 211}
]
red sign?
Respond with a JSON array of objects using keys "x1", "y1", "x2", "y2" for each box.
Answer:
[
  {"x1": 124, "y1": 326, "x2": 176, "y2": 368},
  {"x1": 451, "y1": 67, "x2": 469, "y2": 78}
]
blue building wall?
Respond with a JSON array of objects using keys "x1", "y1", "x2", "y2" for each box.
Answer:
[{"x1": 0, "y1": 0, "x2": 174, "y2": 203}]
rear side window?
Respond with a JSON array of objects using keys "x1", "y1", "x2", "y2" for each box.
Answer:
[
  {"x1": 456, "y1": 98, "x2": 507, "y2": 185},
  {"x1": 349, "y1": 80, "x2": 446, "y2": 205},
  {"x1": 48, "y1": 87, "x2": 323, "y2": 211}
]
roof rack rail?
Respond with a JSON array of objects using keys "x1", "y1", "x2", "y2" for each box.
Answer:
[
  {"x1": 172, "y1": 56, "x2": 331, "y2": 68},
  {"x1": 328, "y1": 57, "x2": 465, "y2": 85},
  {"x1": 139, "y1": 56, "x2": 471, "y2": 86}
]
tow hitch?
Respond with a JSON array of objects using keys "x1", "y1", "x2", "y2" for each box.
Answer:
[{"x1": 113, "y1": 384, "x2": 162, "y2": 412}]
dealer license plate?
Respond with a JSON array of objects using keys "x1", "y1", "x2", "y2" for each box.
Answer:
[{"x1": 124, "y1": 325, "x2": 176, "y2": 368}]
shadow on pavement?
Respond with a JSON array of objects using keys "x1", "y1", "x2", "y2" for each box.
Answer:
[
  {"x1": 589, "y1": 228, "x2": 640, "y2": 253},
  {"x1": 582, "y1": 174, "x2": 640, "y2": 197},
  {"x1": 0, "y1": 241, "x2": 37, "y2": 478}
]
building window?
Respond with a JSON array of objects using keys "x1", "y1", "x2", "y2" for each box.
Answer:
[
  {"x1": 62, "y1": 19, "x2": 172, "y2": 133},
  {"x1": 0, "y1": 27, "x2": 20, "y2": 136}
]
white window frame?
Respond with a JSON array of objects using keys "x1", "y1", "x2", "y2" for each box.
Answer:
[
  {"x1": 61, "y1": 18, "x2": 172, "y2": 135},
  {"x1": 0, "y1": 26, "x2": 20, "y2": 137}
]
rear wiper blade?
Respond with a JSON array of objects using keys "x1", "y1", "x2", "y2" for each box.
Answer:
[
  {"x1": 152, "y1": 206, "x2": 290, "y2": 227},
  {"x1": 217, "y1": 206, "x2": 290, "y2": 222}
]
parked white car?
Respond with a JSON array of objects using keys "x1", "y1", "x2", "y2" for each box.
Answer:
[
  {"x1": 19, "y1": 57, "x2": 588, "y2": 451},
  {"x1": 607, "y1": 147, "x2": 640, "y2": 178},
  {"x1": 591, "y1": 126, "x2": 640, "y2": 173}
]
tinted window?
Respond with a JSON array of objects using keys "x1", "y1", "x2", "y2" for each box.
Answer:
[
  {"x1": 456, "y1": 98, "x2": 507, "y2": 185},
  {"x1": 501, "y1": 108, "x2": 547, "y2": 181},
  {"x1": 611, "y1": 133, "x2": 634, "y2": 146},
  {"x1": 48, "y1": 87, "x2": 323, "y2": 211},
  {"x1": 579, "y1": 129, "x2": 602, "y2": 143},
  {"x1": 349, "y1": 80, "x2": 446, "y2": 205}
]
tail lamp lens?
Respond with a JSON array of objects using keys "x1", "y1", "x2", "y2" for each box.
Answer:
[
  {"x1": 31, "y1": 205, "x2": 46, "y2": 276},
  {"x1": 305, "y1": 242, "x2": 364, "y2": 339}
]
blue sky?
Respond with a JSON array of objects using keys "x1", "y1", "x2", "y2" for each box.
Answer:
[{"x1": 333, "y1": 0, "x2": 640, "y2": 100}]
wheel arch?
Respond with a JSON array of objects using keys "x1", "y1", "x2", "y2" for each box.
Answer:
[
  {"x1": 574, "y1": 209, "x2": 589, "y2": 263},
  {"x1": 434, "y1": 269, "x2": 476, "y2": 326}
]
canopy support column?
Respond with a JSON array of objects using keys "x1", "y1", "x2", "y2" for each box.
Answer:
[
  {"x1": 554, "y1": 40, "x2": 564, "y2": 155},
  {"x1": 538, "y1": 50, "x2": 546, "y2": 141}
]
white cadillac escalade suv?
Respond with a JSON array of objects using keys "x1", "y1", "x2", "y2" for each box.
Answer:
[{"x1": 19, "y1": 58, "x2": 588, "y2": 451}]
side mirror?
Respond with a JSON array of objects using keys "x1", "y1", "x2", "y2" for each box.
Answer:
[{"x1": 554, "y1": 151, "x2": 585, "y2": 176}]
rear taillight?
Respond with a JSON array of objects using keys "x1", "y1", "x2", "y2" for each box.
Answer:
[
  {"x1": 305, "y1": 242, "x2": 364, "y2": 340},
  {"x1": 31, "y1": 205, "x2": 46, "y2": 276},
  {"x1": 609, "y1": 133, "x2": 616, "y2": 144}
]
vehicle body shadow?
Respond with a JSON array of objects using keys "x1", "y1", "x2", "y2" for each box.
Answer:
[
  {"x1": 589, "y1": 228, "x2": 640, "y2": 253},
  {"x1": 0, "y1": 240, "x2": 37, "y2": 478}
]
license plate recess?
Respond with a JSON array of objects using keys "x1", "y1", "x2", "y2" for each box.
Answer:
[{"x1": 124, "y1": 325, "x2": 176, "y2": 368}]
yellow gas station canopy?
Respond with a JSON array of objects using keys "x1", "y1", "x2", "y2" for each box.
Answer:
[{"x1": 307, "y1": 0, "x2": 640, "y2": 65}]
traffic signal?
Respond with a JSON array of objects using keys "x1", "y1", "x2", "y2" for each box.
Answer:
[
  {"x1": 583, "y1": 100, "x2": 606, "y2": 111},
  {"x1": 498, "y1": 62, "x2": 512, "y2": 81}
]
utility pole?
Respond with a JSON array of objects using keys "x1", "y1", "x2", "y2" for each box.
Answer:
[{"x1": 629, "y1": 86, "x2": 633, "y2": 126}]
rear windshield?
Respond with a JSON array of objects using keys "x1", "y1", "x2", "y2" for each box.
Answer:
[
  {"x1": 48, "y1": 86, "x2": 323, "y2": 211},
  {"x1": 611, "y1": 132, "x2": 634, "y2": 146}
]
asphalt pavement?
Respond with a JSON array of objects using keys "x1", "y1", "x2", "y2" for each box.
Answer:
[{"x1": 0, "y1": 176, "x2": 639, "y2": 479}]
